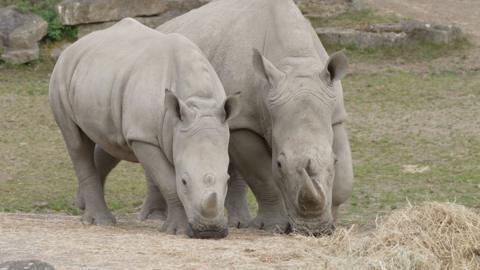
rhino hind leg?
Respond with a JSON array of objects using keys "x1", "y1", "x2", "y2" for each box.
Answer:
[
  {"x1": 56, "y1": 118, "x2": 116, "y2": 225},
  {"x1": 138, "y1": 172, "x2": 167, "y2": 221},
  {"x1": 75, "y1": 145, "x2": 120, "y2": 210},
  {"x1": 225, "y1": 165, "x2": 252, "y2": 228},
  {"x1": 332, "y1": 123, "x2": 354, "y2": 220},
  {"x1": 229, "y1": 130, "x2": 289, "y2": 233}
]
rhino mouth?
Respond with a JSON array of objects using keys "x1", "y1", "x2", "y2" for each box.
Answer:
[
  {"x1": 286, "y1": 215, "x2": 335, "y2": 236},
  {"x1": 186, "y1": 223, "x2": 229, "y2": 239}
]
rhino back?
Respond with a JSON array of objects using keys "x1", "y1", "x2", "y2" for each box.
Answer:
[
  {"x1": 50, "y1": 18, "x2": 220, "y2": 160},
  {"x1": 158, "y1": 0, "x2": 347, "y2": 130}
]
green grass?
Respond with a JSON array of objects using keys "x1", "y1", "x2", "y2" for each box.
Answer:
[
  {"x1": 1, "y1": 49, "x2": 479, "y2": 225},
  {"x1": 324, "y1": 38, "x2": 473, "y2": 63},
  {"x1": 309, "y1": 9, "x2": 401, "y2": 31},
  {"x1": 342, "y1": 70, "x2": 480, "y2": 223}
]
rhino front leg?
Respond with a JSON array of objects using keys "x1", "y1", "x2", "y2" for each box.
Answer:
[
  {"x1": 138, "y1": 172, "x2": 167, "y2": 221},
  {"x1": 229, "y1": 130, "x2": 289, "y2": 233},
  {"x1": 225, "y1": 165, "x2": 252, "y2": 228},
  {"x1": 75, "y1": 145, "x2": 120, "y2": 210},
  {"x1": 332, "y1": 123, "x2": 354, "y2": 219},
  {"x1": 132, "y1": 141, "x2": 188, "y2": 235}
]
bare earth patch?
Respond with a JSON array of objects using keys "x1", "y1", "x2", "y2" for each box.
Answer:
[{"x1": 1, "y1": 203, "x2": 479, "y2": 270}]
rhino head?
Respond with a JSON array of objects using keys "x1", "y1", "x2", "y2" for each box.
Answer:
[
  {"x1": 165, "y1": 90, "x2": 241, "y2": 239},
  {"x1": 254, "y1": 49, "x2": 348, "y2": 236}
]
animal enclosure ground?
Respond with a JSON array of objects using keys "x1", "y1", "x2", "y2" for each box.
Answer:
[
  {"x1": 1, "y1": 202, "x2": 478, "y2": 269},
  {"x1": 1, "y1": 3, "x2": 480, "y2": 268}
]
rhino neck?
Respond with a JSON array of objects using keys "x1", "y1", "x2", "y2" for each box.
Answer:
[{"x1": 257, "y1": 89, "x2": 273, "y2": 149}]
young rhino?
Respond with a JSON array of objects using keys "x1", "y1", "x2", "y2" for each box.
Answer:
[{"x1": 49, "y1": 18, "x2": 240, "y2": 239}]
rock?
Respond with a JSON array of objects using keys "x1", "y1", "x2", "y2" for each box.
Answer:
[
  {"x1": 77, "y1": 10, "x2": 185, "y2": 38},
  {"x1": 0, "y1": 260, "x2": 55, "y2": 270},
  {"x1": 138, "y1": 10, "x2": 185, "y2": 28},
  {"x1": 57, "y1": 0, "x2": 212, "y2": 25},
  {"x1": 368, "y1": 21, "x2": 463, "y2": 44},
  {"x1": 2, "y1": 45, "x2": 39, "y2": 64},
  {"x1": 50, "y1": 42, "x2": 72, "y2": 61},
  {"x1": 0, "y1": 6, "x2": 47, "y2": 64},
  {"x1": 316, "y1": 27, "x2": 407, "y2": 48},
  {"x1": 404, "y1": 21, "x2": 463, "y2": 44}
]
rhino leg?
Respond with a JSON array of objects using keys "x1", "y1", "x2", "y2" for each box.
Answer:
[
  {"x1": 75, "y1": 145, "x2": 120, "y2": 210},
  {"x1": 229, "y1": 130, "x2": 289, "y2": 233},
  {"x1": 56, "y1": 119, "x2": 116, "y2": 225},
  {"x1": 132, "y1": 141, "x2": 188, "y2": 235},
  {"x1": 225, "y1": 165, "x2": 252, "y2": 228},
  {"x1": 332, "y1": 123, "x2": 354, "y2": 220},
  {"x1": 138, "y1": 172, "x2": 167, "y2": 221}
]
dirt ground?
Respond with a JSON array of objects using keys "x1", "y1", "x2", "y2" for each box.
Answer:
[{"x1": 0, "y1": 213, "x2": 338, "y2": 270}]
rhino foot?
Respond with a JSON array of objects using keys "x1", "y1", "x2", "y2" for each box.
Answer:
[
  {"x1": 138, "y1": 208, "x2": 167, "y2": 221},
  {"x1": 225, "y1": 195, "x2": 251, "y2": 228},
  {"x1": 81, "y1": 210, "x2": 116, "y2": 226},
  {"x1": 228, "y1": 212, "x2": 251, "y2": 228},
  {"x1": 249, "y1": 213, "x2": 290, "y2": 233},
  {"x1": 160, "y1": 208, "x2": 188, "y2": 235}
]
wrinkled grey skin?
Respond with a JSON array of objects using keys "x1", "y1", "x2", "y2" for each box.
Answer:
[
  {"x1": 49, "y1": 18, "x2": 241, "y2": 238},
  {"x1": 146, "y1": 0, "x2": 354, "y2": 236}
]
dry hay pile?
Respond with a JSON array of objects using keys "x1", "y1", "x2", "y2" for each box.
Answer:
[{"x1": 302, "y1": 202, "x2": 480, "y2": 269}]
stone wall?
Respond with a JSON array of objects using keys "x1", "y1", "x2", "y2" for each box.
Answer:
[
  {"x1": 294, "y1": 0, "x2": 361, "y2": 17},
  {"x1": 57, "y1": 0, "x2": 214, "y2": 37},
  {"x1": 57, "y1": 0, "x2": 358, "y2": 37}
]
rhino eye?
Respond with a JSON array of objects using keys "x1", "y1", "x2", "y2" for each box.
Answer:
[
  {"x1": 277, "y1": 153, "x2": 287, "y2": 173},
  {"x1": 181, "y1": 173, "x2": 189, "y2": 186}
]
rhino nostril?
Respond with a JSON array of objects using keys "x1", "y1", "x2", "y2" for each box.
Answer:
[
  {"x1": 305, "y1": 159, "x2": 317, "y2": 177},
  {"x1": 277, "y1": 153, "x2": 286, "y2": 171}
]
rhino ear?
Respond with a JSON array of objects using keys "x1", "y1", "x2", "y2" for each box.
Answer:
[
  {"x1": 323, "y1": 50, "x2": 349, "y2": 83},
  {"x1": 253, "y1": 48, "x2": 284, "y2": 87},
  {"x1": 165, "y1": 89, "x2": 195, "y2": 121},
  {"x1": 223, "y1": 92, "x2": 241, "y2": 123}
]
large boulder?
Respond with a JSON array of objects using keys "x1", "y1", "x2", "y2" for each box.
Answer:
[
  {"x1": 76, "y1": 10, "x2": 185, "y2": 38},
  {"x1": 316, "y1": 20, "x2": 464, "y2": 48},
  {"x1": 0, "y1": 6, "x2": 48, "y2": 64},
  {"x1": 0, "y1": 260, "x2": 55, "y2": 270},
  {"x1": 368, "y1": 21, "x2": 463, "y2": 45},
  {"x1": 57, "y1": 0, "x2": 212, "y2": 25}
]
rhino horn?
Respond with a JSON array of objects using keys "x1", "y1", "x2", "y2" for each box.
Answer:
[
  {"x1": 201, "y1": 192, "x2": 218, "y2": 217},
  {"x1": 298, "y1": 169, "x2": 324, "y2": 211}
]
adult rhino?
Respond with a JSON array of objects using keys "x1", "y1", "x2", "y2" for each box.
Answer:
[
  {"x1": 49, "y1": 18, "x2": 241, "y2": 239},
  {"x1": 145, "y1": 0, "x2": 354, "y2": 235}
]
